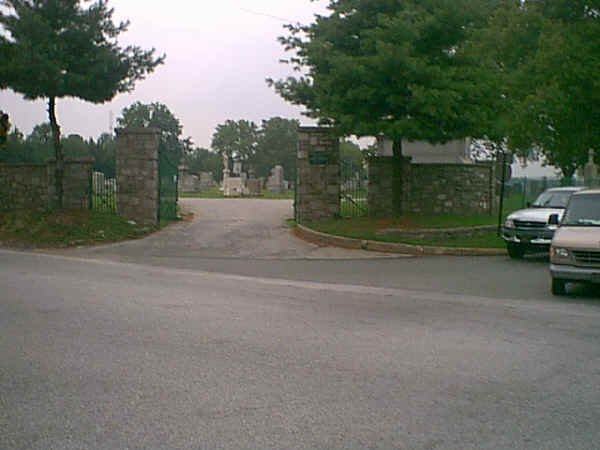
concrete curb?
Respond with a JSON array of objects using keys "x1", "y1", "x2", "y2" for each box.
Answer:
[{"x1": 295, "y1": 224, "x2": 507, "y2": 257}]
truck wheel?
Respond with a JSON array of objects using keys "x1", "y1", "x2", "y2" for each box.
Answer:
[
  {"x1": 552, "y1": 278, "x2": 566, "y2": 296},
  {"x1": 507, "y1": 243, "x2": 525, "y2": 259}
]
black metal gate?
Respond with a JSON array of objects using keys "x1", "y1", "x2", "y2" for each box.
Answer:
[
  {"x1": 91, "y1": 171, "x2": 117, "y2": 214},
  {"x1": 158, "y1": 144, "x2": 179, "y2": 221},
  {"x1": 340, "y1": 159, "x2": 368, "y2": 217}
]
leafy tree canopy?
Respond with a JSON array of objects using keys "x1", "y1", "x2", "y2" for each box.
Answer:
[
  {"x1": 463, "y1": 0, "x2": 600, "y2": 178},
  {"x1": 211, "y1": 118, "x2": 300, "y2": 182},
  {"x1": 183, "y1": 147, "x2": 223, "y2": 182},
  {"x1": 90, "y1": 132, "x2": 116, "y2": 177},
  {"x1": 0, "y1": 0, "x2": 164, "y2": 206},
  {"x1": 211, "y1": 119, "x2": 259, "y2": 170},
  {"x1": 27, "y1": 122, "x2": 53, "y2": 146},
  {"x1": 117, "y1": 101, "x2": 192, "y2": 162},
  {"x1": 255, "y1": 117, "x2": 298, "y2": 180},
  {"x1": 0, "y1": 0, "x2": 164, "y2": 102},
  {"x1": 269, "y1": 0, "x2": 501, "y2": 146}
]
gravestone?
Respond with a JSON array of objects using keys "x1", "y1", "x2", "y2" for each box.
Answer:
[{"x1": 266, "y1": 165, "x2": 285, "y2": 194}]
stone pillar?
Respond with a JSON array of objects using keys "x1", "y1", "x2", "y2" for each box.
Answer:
[
  {"x1": 116, "y1": 127, "x2": 160, "y2": 225},
  {"x1": 296, "y1": 127, "x2": 340, "y2": 224}
]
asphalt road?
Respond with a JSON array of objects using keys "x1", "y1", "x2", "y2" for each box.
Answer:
[
  {"x1": 2, "y1": 198, "x2": 600, "y2": 449},
  {"x1": 2, "y1": 250, "x2": 600, "y2": 449},
  {"x1": 54, "y1": 198, "x2": 600, "y2": 301}
]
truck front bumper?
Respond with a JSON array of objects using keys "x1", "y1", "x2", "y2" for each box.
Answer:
[
  {"x1": 550, "y1": 264, "x2": 600, "y2": 283},
  {"x1": 502, "y1": 228, "x2": 554, "y2": 246}
]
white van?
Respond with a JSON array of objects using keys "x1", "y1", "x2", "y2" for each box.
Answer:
[{"x1": 549, "y1": 189, "x2": 600, "y2": 295}]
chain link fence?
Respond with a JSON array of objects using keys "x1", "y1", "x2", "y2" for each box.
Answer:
[{"x1": 503, "y1": 177, "x2": 595, "y2": 213}]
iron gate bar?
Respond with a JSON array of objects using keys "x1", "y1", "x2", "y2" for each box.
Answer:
[
  {"x1": 158, "y1": 144, "x2": 179, "y2": 222},
  {"x1": 340, "y1": 159, "x2": 368, "y2": 218}
]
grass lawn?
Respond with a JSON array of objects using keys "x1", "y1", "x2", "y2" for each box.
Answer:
[
  {"x1": 0, "y1": 209, "x2": 160, "y2": 248},
  {"x1": 180, "y1": 187, "x2": 224, "y2": 198},
  {"x1": 308, "y1": 192, "x2": 528, "y2": 249},
  {"x1": 306, "y1": 214, "x2": 506, "y2": 249},
  {"x1": 181, "y1": 188, "x2": 294, "y2": 199}
]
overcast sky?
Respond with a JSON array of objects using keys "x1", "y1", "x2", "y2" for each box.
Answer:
[{"x1": 0, "y1": 0, "x2": 329, "y2": 149}]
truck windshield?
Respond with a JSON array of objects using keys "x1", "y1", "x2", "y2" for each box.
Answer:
[
  {"x1": 532, "y1": 190, "x2": 573, "y2": 208},
  {"x1": 562, "y1": 194, "x2": 600, "y2": 226}
]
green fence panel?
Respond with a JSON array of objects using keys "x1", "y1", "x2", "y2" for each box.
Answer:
[
  {"x1": 159, "y1": 147, "x2": 179, "y2": 222},
  {"x1": 91, "y1": 171, "x2": 117, "y2": 214}
]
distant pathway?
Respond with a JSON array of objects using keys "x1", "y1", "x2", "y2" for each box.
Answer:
[{"x1": 59, "y1": 198, "x2": 395, "y2": 262}]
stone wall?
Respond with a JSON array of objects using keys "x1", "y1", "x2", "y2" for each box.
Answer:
[
  {"x1": 178, "y1": 169, "x2": 215, "y2": 193},
  {"x1": 404, "y1": 163, "x2": 496, "y2": 215},
  {"x1": 0, "y1": 159, "x2": 93, "y2": 212},
  {"x1": 296, "y1": 127, "x2": 340, "y2": 223},
  {"x1": 368, "y1": 159, "x2": 496, "y2": 216},
  {"x1": 58, "y1": 159, "x2": 93, "y2": 209},
  {"x1": 116, "y1": 128, "x2": 160, "y2": 225},
  {"x1": 368, "y1": 156, "x2": 410, "y2": 217},
  {"x1": 0, "y1": 163, "x2": 49, "y2": 211}
]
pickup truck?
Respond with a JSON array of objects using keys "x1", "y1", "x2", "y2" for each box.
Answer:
[
  {"x1": 549, "y1": 189, "x2": 600, "y2": 295},
  {"x1": 502, "y1": 186, "x2": 584, "y2": 259}
]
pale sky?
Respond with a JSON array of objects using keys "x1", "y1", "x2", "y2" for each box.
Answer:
[{"x1": 0, "y1": 0, "x2": 329, "y2": 149}]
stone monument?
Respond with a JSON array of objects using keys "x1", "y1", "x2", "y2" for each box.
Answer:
[
  {"x1": 584, "y1": 149, "x2": 598, "y2": 187},
  {"x1": 266, "y1": 165, "x2": 285, "y2": 194}
]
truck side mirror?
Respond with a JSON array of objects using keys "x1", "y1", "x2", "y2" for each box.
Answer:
[{"x1": 548, "y1": 214, "x2": 560, "y2": 225}]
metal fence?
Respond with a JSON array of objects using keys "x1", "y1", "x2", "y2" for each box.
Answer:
[
  {"x1": 91, "y1": 171, "x2": 117, "y2": 214},
  {"x1": 159, "y1": 147, "x2": 179, "y2": 221},
  {"x1": 340, "y1": 159, "x2": 368, "y2": 217},
  {"x1": 503, "y1": 177, "x2": 594, "y2": 212}
]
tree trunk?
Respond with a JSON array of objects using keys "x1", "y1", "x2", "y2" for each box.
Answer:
[
  {"x1": 48, "y1": 97, "x2": 64, "y2": 209},
  {"x1": 392, "y1": 138, "x2": 403, "y2": 215}
]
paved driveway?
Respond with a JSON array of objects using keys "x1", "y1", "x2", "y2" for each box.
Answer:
[{"x1": 63, "y1": 198, "x2": 395, "y2": 261}]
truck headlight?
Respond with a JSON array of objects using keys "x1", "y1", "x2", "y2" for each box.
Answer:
[
  {"x1": 551, "y1": 247, "x2": 570, "y2": 260},
  {"x1": 504, "y1": 219, "x2": 515, "y2": 229}
]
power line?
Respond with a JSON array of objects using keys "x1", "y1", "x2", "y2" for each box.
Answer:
[{"x1": 239, "y1": 8, "x2": 296, "y2": 23}]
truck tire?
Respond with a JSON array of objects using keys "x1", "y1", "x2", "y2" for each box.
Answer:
[
  {"x1": 507, "y1": 243, "x2": 525, "y2": 259},
  {"x1": 551, "y1": 278, "x2": 566, "y2": 296}
]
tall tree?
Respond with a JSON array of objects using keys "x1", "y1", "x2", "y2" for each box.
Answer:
[
  {"x1": 0, "y1": 0, "x2": 164, "y2": 207},
  {"x1": 0, "y1": 127, "x2": 28, "y2": 163},
  {"x1": 183, "y1": 147, "x2": 223, "y2": 182},
  {"x1": 255, "y1": 117, "x2": 299, "y2": 181},
  {"x1": 465, "y1": 0, "x2": 600, "y2": 178},
  {"x1": 270, "y1": 0, "x2": 499, "y2": 144},
  {"x1": 211, "y1": 120, "x2": 259, "y2": 172},
  {"x1": 25, "y1": 122, "x2": 54, "y2": 162},
  {"x1": 90, "y1": 132, "x2": 116, "y2": 177},
  {"x1": 117, "y1": 101, "x2": 192, "y2": 165},
  {"x1": 269, "y1": 0, "x2": 500, "y2": 212},
  {"x1": 62, "y1": 133, "x2": 91, "y2": 159}
]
